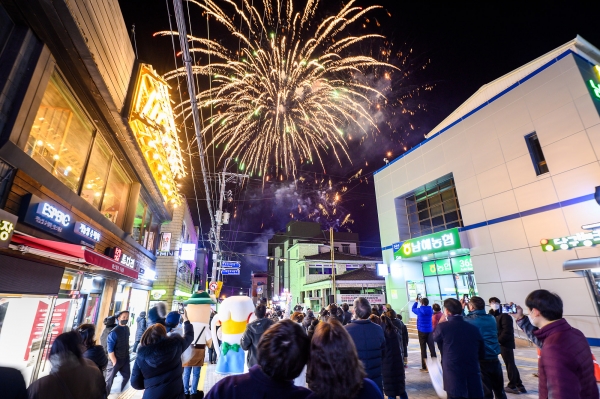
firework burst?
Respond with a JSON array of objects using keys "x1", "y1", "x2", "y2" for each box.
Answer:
[{"x1": 157, "y1": 0, "x2": 395, "y2": 179}]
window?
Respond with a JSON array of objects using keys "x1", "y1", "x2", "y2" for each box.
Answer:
[
  {"x1": 133, "y1": 198, "x2": 153, "y2": 245},
  {"x1": 26, "y1": 72, "x2": 94, "y2": 192},
  {"x1": 341, "y1": 244, "x2": 350, "y2": 254},
  {"x1": 309, "y1": 264, "x2": 334, "y2": 275},
  {"x1": 80, "y1": 137, "x2": 111, "y2": 208},
  {"x1": 100, "y1": 161, "x2": 131, "y2": 228},
  {"x1": 404, "y1": 176, "x2": 463, "y2": 238},
  {"x1": 346, "y1": 264, "x2": 360, "y2": 270},
  {"x1": 525, "y1": 133, "x2": 549, "y2": 175}
]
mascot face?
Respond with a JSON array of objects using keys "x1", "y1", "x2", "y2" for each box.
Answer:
[{"x1": 186, "y1": 302, "x2": 211, "y2": 325}]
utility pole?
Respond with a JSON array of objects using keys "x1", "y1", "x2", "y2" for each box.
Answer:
[
  {"x1": 210, "y1": 159, "x2": 248, "y2": 284},
  {"x1": 172, "y1": 0, "x2": 215, "y2": 250},
  {"x1": 330, "y1": 227, "x2": 335, "y2": 304}
]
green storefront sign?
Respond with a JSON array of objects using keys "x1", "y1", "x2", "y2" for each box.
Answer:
[
  {"x1": 422, "y1": 258, "x2": 458, "y2": 277},
  {"x1": 394, "y1": 228, "x2": 461, "y2": 259},
  {"x1": 451, "y1": 255, "x2": 473, "y2": 273}
]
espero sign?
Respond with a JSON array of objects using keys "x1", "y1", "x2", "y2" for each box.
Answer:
[{"x1": 20, "y1": 194, "x2": 100, "y2": 247}]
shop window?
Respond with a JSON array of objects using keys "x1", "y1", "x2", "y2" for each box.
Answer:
[
  {"x1": 100, "y1": 161, "x2": 131, "y2": 228},
  {"x1": 146, "y1": 220, "x2": 159, "y2": 251},
  {"x1": 26, "y1": 72, "x2": 94, "y2": 192},
  {"x1": 525, "y1": 133, "x2": 549, "y2": 175},
  {"x1": 402, "y1": 175, "x2": 463, "y2": 239},
  {"x1": 133, "y1": 197, "x2": 154, "y2": 246},
  {"x1": 80, "y1": 137, "x2": 111, "y2": 208}
]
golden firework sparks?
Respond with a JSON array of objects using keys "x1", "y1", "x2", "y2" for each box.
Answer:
[{"x1": 157, "y1": 0, "x2": 395, "y2": 179}]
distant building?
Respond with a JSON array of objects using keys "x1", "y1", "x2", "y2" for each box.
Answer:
[
  {"x1": 267, "y1": 221, "x2": 382, "y2": 310},
  {"x1": 152, "y1": 202, "x2": 200, "y2": 311}
]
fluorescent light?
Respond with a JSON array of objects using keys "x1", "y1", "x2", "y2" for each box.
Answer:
[
  {"x1": 377, "y1": 264, "x2": 388, "y2": 277},
  {"x1": 174, "y1": 289, "x2": 192, "y2": 297},
  {"x1": 582, "y1": 222, "x2": 600, "y2": 230}
]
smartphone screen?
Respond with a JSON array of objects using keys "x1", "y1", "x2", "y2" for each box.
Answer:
[
  {"x1": 178, "y1": 303, "x2": 185, "y2": 314},
  {"x1": 502, "y1": 304, "x2": 517, "y2": 314}
]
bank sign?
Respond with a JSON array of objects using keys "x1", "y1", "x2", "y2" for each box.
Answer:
[
  {"x1": 20, "y1": 194, "x2": 100, "y2": 247},
  {"x1": 393, "y1": 228, "x2": 461, "y2": 259}
]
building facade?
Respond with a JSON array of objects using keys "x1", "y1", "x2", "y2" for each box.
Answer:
[
  {"x1": 151, "y1": 202, "x2": 200, "y2": 311},
  {"x1": 374, "y1": 36, "x2": 600, "y2": 341},
  {"x1": 267, "y1": 221, "x2": 361, "y2": 300},
  {"x1": 0, "y1": 0, "x2": 189, "y2": 384}
]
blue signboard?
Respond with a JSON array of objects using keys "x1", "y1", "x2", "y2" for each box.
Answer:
[
  {"x1": 222, "y1": 261, "x2": 240, "y2": 268},
  {"x1": 20, "y1": 194, "x2": 99, "y2": 247},
  {"x1": 222, "y1": 268, "x2": 240, "y2": 275}
]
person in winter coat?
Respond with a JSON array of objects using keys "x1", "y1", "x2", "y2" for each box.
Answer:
[
  {"x1": 131, "y1": 311, "x2": 195, "y2": 399},
  {"x1": 27, "y1": 331, "x2": 106, "y2": 399},
  {"x1": 464, "y1": 296, "x2": 507, "y2": 399},
  {"x1": 240, "y1": 304, "x2": 275, "y2": 368},
  {"x1": 302, "y1": 310, "x2": 315, "y2": 331},
  {"x1": 0, "y1": 367, "x2": 27, "y2": 399},
  {"x1": 147, "y1": 302, "x2": 167, "y2": 328},
  {"x1": 306, "y1": 320, "x2": 383, "y2": 399},
  {"x1": 100, "y1": 315, "x2": 117, "y2": 353},
  {"x1": 77, "y1": 323, "x2": 108, "y2": 374},
  {"x1": 385, "y1": 309, "x2": 409, "y2": 368},
  {"x1": 307, "y1": 319, "x2": 320, "y2": 340},
  {"x1": 345, "y1": 297, "x2": 386, "y2": 393},
  {"x1": 327, "y1": 304, "x2": 343, "y2": 324},
  {"x1": 488, "y1": 297, "x2": 526, "y2": 394},
  {"x1": 515, "y1": 290, "x2": 598, "y2": 399},
  {"x1": 432, "y1": 303, "x2": 443, "y2": 330},
  {"x1": 412, "y1": 297, "x2": 436, "y2": 371},
  {"x1": 379, "y1": 315, "x2": 407, "y2": 399},
  {"x1": 433, "y1": 298, "x2": 485, "y2": 399},
  {"x1": 133, "y1": 311, "x2": 147, "y2": 352},
  {"x1": 205, "y1": 320, "x2": 311, "y2": 399},
  {"x1": 341, "y1": 303, "x2": 352, "y2": 326},
  {"x1": 207, "y1": 311, "x2": 217, "y2": 364}
]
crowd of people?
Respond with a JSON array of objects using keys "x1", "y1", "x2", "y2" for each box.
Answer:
[{"x1": 2, "y1": 289, "x2": 599, "y2": 399}]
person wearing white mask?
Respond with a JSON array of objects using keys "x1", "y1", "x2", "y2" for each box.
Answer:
[{"x1": 488, "y1": 297, "x2": 526, "y2": 394}]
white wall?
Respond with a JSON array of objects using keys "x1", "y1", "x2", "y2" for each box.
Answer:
[{"x1": 375, "y1": 53, "x2": 600, "y2": 337}]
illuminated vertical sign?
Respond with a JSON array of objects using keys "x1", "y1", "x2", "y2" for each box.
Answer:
[{"x1": 128, "y1": 64, "x2": 186, "y2": 205}]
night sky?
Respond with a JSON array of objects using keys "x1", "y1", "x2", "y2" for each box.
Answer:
[{"x1": 119, "y1": 0, "x2": 599, "y2": 289}]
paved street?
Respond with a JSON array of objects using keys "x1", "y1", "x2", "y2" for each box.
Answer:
[{"x1": 110, "y1": 339, "x2": 568, "y2": 399}]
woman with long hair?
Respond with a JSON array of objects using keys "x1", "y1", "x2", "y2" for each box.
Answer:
[
  {"x1": 130, "y1": 311, "x2": 194, "y2": 399},
  {"x1": 77, "y1": 323, "x2": 108, "y2": 374},
  {"x1": 27, "y1": 331, "x2": 106, "y2": 399},
  {"x1": 379, "y1": 315, "x2": 408, "y2": 399},
  {"x1": 306, "y1": 320, "x2": 383, "y2": 399}
]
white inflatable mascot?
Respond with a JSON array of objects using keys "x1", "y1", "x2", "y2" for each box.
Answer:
[{"x1": 211, "y1": 296, "x2": 255, "y2": 375}]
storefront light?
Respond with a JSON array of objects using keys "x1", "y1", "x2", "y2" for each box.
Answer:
[
  {"x1": 143, "y1": 268, "x2": 156, "y2": 280},
  {"x1": 174, "y1": 289, "x2": 192, "y2": 298}
]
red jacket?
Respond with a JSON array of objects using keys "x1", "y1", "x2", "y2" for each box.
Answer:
[
  {"x1": 534, "y1": 318, "x2": 598, "y2": 399},
  {"x1": 432, "y1": 311, "x2": 443, "y2": 330}
]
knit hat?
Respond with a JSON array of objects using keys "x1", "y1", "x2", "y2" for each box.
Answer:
[
  {"x1": 165, "y1": 311, "x2": 181, "y2": 328},
  {"x1": 184, "y1": 291, "x2": 215, "y2": 305}
]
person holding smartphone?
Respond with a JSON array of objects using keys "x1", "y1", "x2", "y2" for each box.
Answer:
[{"x1": 488, "y1": 297, "x2": 526, "y2": 394}]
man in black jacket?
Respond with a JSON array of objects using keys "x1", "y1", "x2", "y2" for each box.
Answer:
[
  {"x1": 433, "y1": 298, "x2": 484, "y2": 399},
  {"x1": 106, "y1": 310, "x2": 131, "y2": 394},
  {"x1": 341, "y1": 303, "x2": 352, "y2": 325},
  {"x1": 133, "y1": 311, "x2": 147, "y2": 353},
  {"x1": 240, "y1": 304, "x2": 275, "y2": 368},
  {"x1": 489, "y1": 297, "x2": 526, "y2": 394},
  {"x1": 345, "y1": 297, "x2": 386, "y2": 393}
]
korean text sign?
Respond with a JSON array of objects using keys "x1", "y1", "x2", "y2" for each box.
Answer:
[{"x1": 393, "y1": 228, "x2": 461, "y2": 259}]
